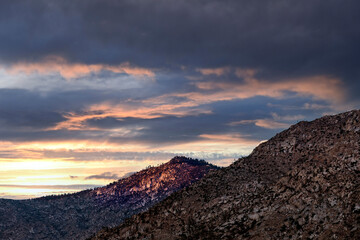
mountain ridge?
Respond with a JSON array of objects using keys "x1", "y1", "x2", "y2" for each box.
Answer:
[
  {"x1": 91, "y1": 110, "x2": 360, "y2": 239},
  {"x1": 0, "y1": 156, "x2": 219, "y2": 240}
]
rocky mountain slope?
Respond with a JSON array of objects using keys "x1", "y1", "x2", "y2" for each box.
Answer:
[
  {"x1": 0, "y1": 157, "x2": 219, "y2": 240},
  {"x1": 91, "y1": 110, "x2": 360, "y2": 239}
]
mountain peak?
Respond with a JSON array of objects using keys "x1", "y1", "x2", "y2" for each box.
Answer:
[
  {"x1": 91, "y1": 156, "x2": 219, "y2": 200},
  {"x1": 169, "y1": 156, "x2": 220, "y2": 168}
]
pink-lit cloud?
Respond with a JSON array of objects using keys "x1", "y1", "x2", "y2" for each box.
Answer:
[
  {"x1": 192, "y1": 68, "x2": 345, "y2": 103},
  {"x1": 229, "y1": 112, "x2": 306, "y2": 129},
  {"x1": 51, "y1": 98, "x2": 212, "y2": 131},
  {"x1": 229, "y1": 119, "x2": 290, "y2": 129},
  {"x1": 5, "y1": 56, "x2": 155, "y2": 79},
  {"x1": 196, "y1": 67, "x2": 230, "y2": 76}
]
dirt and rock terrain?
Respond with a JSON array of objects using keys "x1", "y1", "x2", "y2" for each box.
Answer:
[
  {"x1": 91, "y1": 110, "x2": 360, "y2": 240},
  {"x1": 0, "y1": 157, "x2": 218, "y2": 240}
]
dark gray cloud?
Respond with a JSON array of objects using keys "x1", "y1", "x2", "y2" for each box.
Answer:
[
  {"x1": 0, "y1": 89, "x2": 65, "y2": 129},
  {"x1": 85, "y1": 172, "x2": 120, "y2": 180},
  {"x1": 0, "y1": 87, "x2": 160, "y2": 130},
  {"x1": 0, "y1": 0, "x2": 359, "y2": 89}
]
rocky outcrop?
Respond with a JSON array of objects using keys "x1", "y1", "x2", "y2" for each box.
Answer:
[
  {"x1": 91, "y1": 110, "x2": 360, "y2": 240},
  {"x1": 0, "y1": 157, "x2": 218, "y2": 240}
]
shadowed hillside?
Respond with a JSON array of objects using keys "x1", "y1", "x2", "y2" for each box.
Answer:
[{"x1": 91, "y1": 110, "x2": 360, "y2": 240}]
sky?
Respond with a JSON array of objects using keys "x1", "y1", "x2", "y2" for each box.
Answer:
[{"x1": 0, "y1": 0, "x2": 359, "y2": 199}]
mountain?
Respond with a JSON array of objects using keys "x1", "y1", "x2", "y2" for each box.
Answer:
[
  {"x1": 91, "y1": 110, "x2": 360, "y2": 239},
  {"x1": 0, "y1": 157, "x2": 219, "y2": 240}
]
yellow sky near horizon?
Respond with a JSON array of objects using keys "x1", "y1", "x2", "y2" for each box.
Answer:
[{"x1": 0, "y1": 134, "x2": 258, "y2": 199}]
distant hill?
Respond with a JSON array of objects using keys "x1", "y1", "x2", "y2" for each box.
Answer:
[
  {"x1": 91, "y1": 110, "x2": 360, "y2": 239},
  {"x1": 0, "y1": 156, "x2": 219, "y2": 240}
]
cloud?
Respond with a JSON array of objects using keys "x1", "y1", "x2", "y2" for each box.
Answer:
[
  {"x1": 122, "y1": 172, "x2": 136, "y2": 178},
  {"x1": 0, "y1": 184, "x2": 101, "y2": 190},
  {"x1": 230, "y1": 119, "x2": 290, "y2": 130},
  {"x1": 85, "y1": 172, "x2": 120, "y2": 180},
  {"x1": 192, "y1": 70, "x2": 345, "y2": 103},
  {"x1": 229, "y1": 112, "x2": 305, "y2": 129},
  {"x1": 0, "y1": 89, "x2": 66, "y2": 129},
  {"x1": 0, "y1": 0, "x2": 358, "y2": 94},
  {"x1": 198, "y1": 133, "x2": 259, "y2": 144},
  {"x1": 51, "y1": 97, "x2": 212, "y2": 131},
  {"x1": 0, "y1": 86, "x2": 334, "y2": 147},
  {"x1": 196, "y1": 67, "x2": 230, "y2": 76},
  {"x1": 5, "y1": 56, "x2": 154, "y2": 79}
]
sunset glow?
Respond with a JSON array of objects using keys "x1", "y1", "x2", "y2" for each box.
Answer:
[{"x1": 0, "y1": 0, "x2": 359, "y2": 199}]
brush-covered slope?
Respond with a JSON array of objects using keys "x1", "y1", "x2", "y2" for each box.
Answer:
[
  {"x1": 92, "y1": 110, "x2": 360, "y2": 240},
  {"x1": 0, "y1": 157, "x2": 219, "y2": 240}
]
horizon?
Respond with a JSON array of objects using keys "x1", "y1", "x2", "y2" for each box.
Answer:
[
  {"x1": 1, "y1": 0, "x2": 359, "y2": 199},
  {"x1": 1, "y1": 155, "x2": 226, "y2": 200}
]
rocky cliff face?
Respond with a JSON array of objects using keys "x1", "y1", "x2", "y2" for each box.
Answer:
[
  {"x1": 91, "y1": 110, "x2": 360, "y2": 240},
  {"x1": 0, "y1": 157, "x2": 218, "y2": 240}
]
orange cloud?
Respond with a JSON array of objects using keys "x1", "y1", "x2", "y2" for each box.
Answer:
[
  {"x1": 5, "y1": 56, "x2": 155, "y2": 79},
  {"x1": 44, "y1": 67, "x2": 343, "y2": 133},
  {"x1": 196, "y1": 67, "x2": 230, "y2": 76},
  {"x1": 190, "y1": 67, "x2": 345, "y2": 104},
  {"x1": 191, "y1": 75, "x2": 344, "y2": 103},
  {"x1": 51, "y1": 100, "x2": 212, "y2": 131},
  {"x1": 56, "y1": 71, "x2": 342, "y2": 132},
  {"x1": 229, "y1": 113, "x2": 306, "y2": 129},
  {"x1": 229, "y1": 119, "x2": 290, "y2": 129}
]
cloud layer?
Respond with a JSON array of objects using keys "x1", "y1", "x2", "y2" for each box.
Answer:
[{"x1": 1, "y1": 1, "x2": 359, "y2": 86}]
